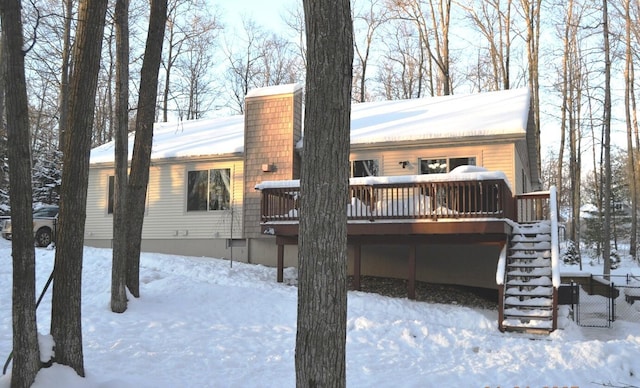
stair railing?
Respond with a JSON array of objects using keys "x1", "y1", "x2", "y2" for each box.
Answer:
[
  {"x1": 549, "y1": 185, "x2": 560, "y2": 330},
  {"x1": 496, "y1": 243, "x2": 508, "y2": 332}
]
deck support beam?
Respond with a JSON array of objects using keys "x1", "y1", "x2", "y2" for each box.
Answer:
[
  {"x1": 277, "y1": 244, "x2": 284, "y2": 283},
  {"x1": 353, "y1": 244, "x2": 361, "y2": 291},
  {"x1": 408, "y1": 244, "x2": 416, "y2": 300}
]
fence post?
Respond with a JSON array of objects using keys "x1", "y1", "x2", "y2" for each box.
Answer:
[{"x1": 610, "y1": 282, "x2": 615, "y2": 323}]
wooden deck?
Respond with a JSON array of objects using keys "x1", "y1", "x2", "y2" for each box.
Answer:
[{"x1": 257, "y1": 176, "x2": 552, "y2": 298}]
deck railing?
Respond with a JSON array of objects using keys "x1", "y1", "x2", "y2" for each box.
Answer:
[
  {"x1": 514, "y1": 190, "x2": 553, "y2": 223},
  {"x1": 259, "y1": 178, "x2": 515, "y2": 223}
]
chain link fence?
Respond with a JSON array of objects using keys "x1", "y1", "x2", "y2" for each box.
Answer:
[{"x1": 561, "y1": 274, "x2": 640, "y2": 328}]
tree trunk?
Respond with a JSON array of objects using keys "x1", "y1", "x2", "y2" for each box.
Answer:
[
  {"x1": 602, "y1": 0, "x2": 612, "y2": 277},
  {"x1": 50, "y1": 0, "x2": 108, "y2": 376},
  {"x1": 1, "y1": 2, "x2": 41, "y2": 385},
  {"x1": 125, "y1": 0, "x2": 168, "y2": 297},
  {"x1": 623, "y1": 0, "x2": 637, "y2": 260},
  {"x1": 557, "y1": 0, "x2": 570, "y2": 238},
  {"x1": 111, "y1": 0, "x2": 130, "y2": 313},
  {"x1": 520, "y1": 0, "x2": 542, "y2": 179},
  {"x1": 58, "y1": 0, "x2": 73, "y2": 151},
  {"x1": 296, "y1": 0, "x2": 353, "y2": 386}
]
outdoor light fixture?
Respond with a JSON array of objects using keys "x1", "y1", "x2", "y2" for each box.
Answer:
[
  {"x1": 262, "y1": 163, "x2": 275, "y2": 172},
  {"x1": 399, "y1": 161, "x2": 410, "y2": 169}
]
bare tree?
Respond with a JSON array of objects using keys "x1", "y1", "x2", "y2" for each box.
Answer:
[
  {"x1": 353, "y1": 0, "x2": 389, "y2": 102},
  {"x1": 283, "y1": 3, "x2": 307, "y2": 69},
  {"x1": 601, "y1": 0, "x2": 612, "y2": 276},
  {"x1": 125, "y1": 0, "x2": 168, "y2": 297},
  {"x1": 160, "y1": 0, "x2": 219, "y2": 121},
  {"x1": 295, "y1": 0, "x2": 353, "y2": 386},
  {"x1": 459, "y1": 0, "x2": 513, "y2": 91},
  {"x1": 257, "y1": 34, "x2": 302, "y2": 87},
  {"x1": 174, "y1": 10, "x2": 221, "y2": 120},
  {"x1": 111, "y1": 0, "x2": 129, "y2": 313},
  {"x1": 377, "y1": 20, "x2": 423, "y2": 99},
  {"x1": 622, "y1": 0, "x2": 637, "y2": 259},
  {"x1": 631, "y1": 0, "x2": 640, "y2": 150},
  {"x1": 518, "y1": 0, "x2": 542, "y2": 177},
  {"x1": 390, "y1": 0, "x2": 452, "y2": 96},
  {"x1": 224, "y1": 18, "x2": 267, "y2": 113},
  {"x1": 50, "y1": 0, "x2": 109, "y2": 376},
  {"x1": 1, "y1": 1, "x2": 41, "y2": 385},
  {"x1": 58, "y1": 0, "x2": 74, "y2": 150},
  {"x1": 556, "y1": 0, "x2": 585, "y2": 256}
]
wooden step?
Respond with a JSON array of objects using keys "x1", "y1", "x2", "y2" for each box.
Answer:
[
  {"x1": 501, "y1": 321, "x2": 553, "y2": 334},
  {"x1": 507, "y1": 268, "x2": 551, "y2": 277},
  {"x1": 507, "y1": 276, "x2": 552, "y2": 287},
  {"x1": 510, "y1": 241, "x2": 551, "y2": 250},
  {"x1": 505, "y1": 286, "x2": 553, "y2": 297},
  {"x1": 507, "y1": 257, "x2": 551, "y2": 267},
  {"x1": 504, "y1": 296, "x2": 553, "y2": 308},
  {"x1": 503, "y1": 307, "x2": 553, "y2": 319},
  {"x1": 509, "y1": 250, "x2": 551, "y2": 260},
  {"x1": 511, "y1": 234, "x2": 551, "y2": 243}
]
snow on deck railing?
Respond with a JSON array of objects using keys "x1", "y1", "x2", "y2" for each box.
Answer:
[
  {"x1": 256, "y1": 172, "x2": 515, "y2": 222},
  {"x1": 255, "y1": 167, "x2": 510, "y2": 191},
  {"x1": 549, "y1": 186, "x2": 560, "y2": 288}
]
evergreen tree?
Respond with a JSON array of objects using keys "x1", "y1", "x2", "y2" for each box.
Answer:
[
  {"x1": 562, "y1": 240, "x2": 581, "y2": 265},
  {"x1": 32, "y1": 149, "x2": 61, "y2": 205}
]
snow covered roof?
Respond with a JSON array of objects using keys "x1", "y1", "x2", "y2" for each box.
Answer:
[
  {"x1": 90, "y1": 115, "x2": 245, "y2": 164},
  {"x1": 329, "y1": 87, "x2": 529, "y2": 148},
  {"x1": 245, "y1": 83, "x2": 303, "y2": 98},
  {"x1": 90, "y1": 87, "x2": 530, "y2": 165}
]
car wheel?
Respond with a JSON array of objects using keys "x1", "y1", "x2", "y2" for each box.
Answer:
[{"x1": 35, "y1": 228, "x2": 52, "y2": 247}]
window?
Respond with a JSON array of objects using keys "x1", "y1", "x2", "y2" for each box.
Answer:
[
  {"x1": 187, "y1": 168, "x2": 231, "y2": 211},
  {"x1": 352, "y1": 159, "x2": 379, "y2": 177},
  {"x1": 419, "y1": 157, "x2": 476, "y2": 174}
]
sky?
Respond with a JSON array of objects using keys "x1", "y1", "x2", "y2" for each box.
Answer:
[
  {"x1": 219, "y1": 0, "x2": 293, "y2": 33},
  {"x1": 1, "y1": 238, "x2": 640, "y2": 387}
]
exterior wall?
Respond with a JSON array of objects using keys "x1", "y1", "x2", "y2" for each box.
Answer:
[
  {"x1": 85, "y1": 158, "x2": 245, "y2": 252},
  {"x1": 246, "y1": 242, "x2": 500, "y2": 290},
  {"x1": 514, "y1": 139, "x2": 532, "y2": 194},
  {"x1": 481, "y1": 143, "x2": 517, "y2": 191},
  {"x1": 243, "y1": 85, "x2": 303, "y2": 239},
  {"x1": 352, "y1": 244, "x2": 501, "y2": 290},
  {"x1": 85, "y1": 167, "x2": 116, "y2": 240},
  {"x1": 350, "y1": 141, "x2": 519, "y2": 193},
  {"x1": 248, "y1": 237, "x2": 298, "y2": 267},
  {"x1": 84, "y1": 237, "x2": 249, "y2": 262}
]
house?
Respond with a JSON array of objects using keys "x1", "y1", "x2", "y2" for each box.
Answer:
[{"x1": 87, "y1": 84, "x2": 560, "y2": 332}]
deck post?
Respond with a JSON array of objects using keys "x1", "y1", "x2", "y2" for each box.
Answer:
[
  {"x1": 408, "y1": 244, "x2": 416, "y2": 300},
  {"x1": 277, "y1": 244, "x2": 284, "y2": 283},
  {"x1": 353, "y1": 244, "x2": 361, "y2": 291}
]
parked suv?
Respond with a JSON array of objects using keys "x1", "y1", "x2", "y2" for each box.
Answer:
[{"x1": 1, "y1": 205, "x2": 59, "y2": 247}]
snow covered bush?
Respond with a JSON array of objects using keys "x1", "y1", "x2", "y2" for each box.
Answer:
[
  {"x1": 562, "y1": 240, "x2": 581, "y2": 265},
  {"x1": 610, "y1": 249, "x2": 621, "y2": 269}
]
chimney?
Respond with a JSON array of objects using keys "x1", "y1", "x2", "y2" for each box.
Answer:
[{"x1": 243, "y1": 84, "x2": 303, "y2": 238}]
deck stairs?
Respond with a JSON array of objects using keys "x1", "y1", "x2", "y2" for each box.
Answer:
[{"x1": 500, "y1": 220, "x2": 556, "y2": 334}]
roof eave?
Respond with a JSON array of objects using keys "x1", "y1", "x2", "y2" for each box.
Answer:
[{"x1": 90, "y1": 151, "x2": 245, "y2": 168}]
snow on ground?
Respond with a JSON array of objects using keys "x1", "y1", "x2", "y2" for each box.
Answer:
[{"x1": 1, "y1": 238, "x2": 640, "y2": 387}]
